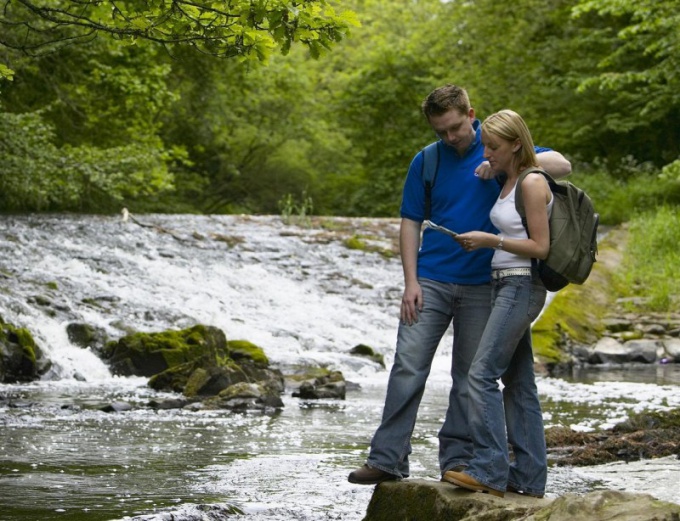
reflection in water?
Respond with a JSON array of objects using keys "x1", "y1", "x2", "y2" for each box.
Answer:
[{"x1": 564, "y1": 364, "x2": 680, "y2": 386}]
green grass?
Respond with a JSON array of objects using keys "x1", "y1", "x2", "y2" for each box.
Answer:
[{"x1": 615, "y1": 206, "x2": 680, "y2": 312}]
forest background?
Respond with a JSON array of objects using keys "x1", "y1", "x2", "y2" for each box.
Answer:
[{"x1": 0, "y1": 0, "x2": 679, "y2": 312}]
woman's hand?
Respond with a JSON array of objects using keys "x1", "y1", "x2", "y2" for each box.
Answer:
[{"x1": 455, "y1": 231, "x2": 498, "y2": 252}]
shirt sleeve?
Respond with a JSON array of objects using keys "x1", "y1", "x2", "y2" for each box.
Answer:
[{"x1": 399, "y1": 151, "x2": 426, "y2": 222}]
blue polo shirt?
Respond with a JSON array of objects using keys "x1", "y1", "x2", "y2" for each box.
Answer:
[{"x1": 400, "y1": 120, "x2": 550, "y2": 284}]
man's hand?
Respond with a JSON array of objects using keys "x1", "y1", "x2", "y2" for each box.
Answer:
[
  {"x1": 400, "y1": 282, "x2": 423, "y2": 326},
  {"x1": 474, "y1": 161, "x2": 495, "y2": 180}
]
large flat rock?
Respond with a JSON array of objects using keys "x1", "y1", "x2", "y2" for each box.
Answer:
[{"x1": 363, "y1": 479, "x2": 680, "y2": 521}]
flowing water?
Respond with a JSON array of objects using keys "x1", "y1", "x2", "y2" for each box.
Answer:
[{"x1": 1, "y1": 214, "x2": 679, "y2": 521}]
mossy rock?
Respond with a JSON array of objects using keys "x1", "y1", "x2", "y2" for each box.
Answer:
[
  {"x1": 0, "y1": 318, "x2": 45, "y2": 383},
  {"x1": 532, "y1": 228, "x2": 625, "y2": 368},
  {"x1": 350, "y1": 343, "x2": 385, "y2": 368},
  {"x1": 66, "y1": 322, "x2": 109, "y2": 355},
  {"x1": 182, "y1": 364, "x2": 248, "y2": 398},
  {"x1": 103, "y1": 325, "x2": 228, "y2": 377},
  {"x1": 202, "y1": 381, "x2": 284, "y2": 410},
  {"x1": 227, "y1": 339, "x2": 269, "y2": 366}
]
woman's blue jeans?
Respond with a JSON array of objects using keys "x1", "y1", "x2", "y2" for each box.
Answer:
[
  {"x1": 465, "y1": 272, "x2": 547, "y2": 496},
  {"x1": 366, "y1": 278, "x2": 492, "y2": 478}
]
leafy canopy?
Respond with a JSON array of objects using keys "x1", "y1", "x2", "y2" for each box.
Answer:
[{"x1": 0, "y1": 0, "x2": 359, "y2": 75}]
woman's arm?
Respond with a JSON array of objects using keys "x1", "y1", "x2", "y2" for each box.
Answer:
[
  {"x1": 454, "y1": 173, "x2": 551, "y2": 259},
  {"x1": 512, "y1": 173, "x2": 551, "y2": 259}
]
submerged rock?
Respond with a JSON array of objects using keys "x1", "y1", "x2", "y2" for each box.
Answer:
[{"x1": 546, "y1": 408, "x2": 680, "y2": 466}]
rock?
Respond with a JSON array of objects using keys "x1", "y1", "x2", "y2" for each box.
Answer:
[
  {"x1": 294, "y1": 379, "x2": 346, "y2": 399},
  {"x1": 621, "y1": 339, "x2": 661, "y2": 363},
  {"x1": 350, "y1": 344, "x2": 386, "y2": 368},
  {"x1": 602, "y1": 317, "x2": 632, "y2": 333},
  {"x1": 123, "y1": 502, "x2": 244, "y2": 520},
  {"x1": 203, "y1": 382, "x2": 284, "y2": 410},
  {"x1": 227, "y1": 339, "x2": 270, "y2": 366},
  {"x1": 292, "y1": 370, "x2": 346, "y2": 399},
  {"x1": 102, "y1": 325, "x2": 229, "y2": 377},
  {"x1": 525, "y1": 490, "x2": 680, "y2": 521},
  {"x1": 362, "y1": 481, "x2": 680, "y2": 521},
  {"x1": 0, "y1": 317, "x2": 47, "y2": 383},
  {"x1": 663, "y1": 339, "x2": 680, "y2": 362},
  {"x1": 547, "y1": 408, "x2": 680, "y2": 467},
  {"x1": 642, "y1": 323, "x2": 667, "y2": 336},
  {"x1": 588, "y1": 337, "x2": 628, "y2": 364},
  {"x1": 147, "y1": 398, "x2": 190, "y2": 410},
  {"x1": 100, "y1": 401, "x2": 133, "y2": 413},
  {"x1": 66, "y1": 322, "x2": 109, "y2": 354},
  {"x1": 362, "y1": 479, "x2": 550, "y2": 520}
]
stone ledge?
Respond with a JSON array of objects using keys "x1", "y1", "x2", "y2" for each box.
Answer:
[{"x1": 362, "y1": 479, "x2": 680, "y2": 521}]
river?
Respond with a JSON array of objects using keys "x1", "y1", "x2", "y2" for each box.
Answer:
[{"x1": 1, "y1": 214, "x2": 679, "y2": 520}]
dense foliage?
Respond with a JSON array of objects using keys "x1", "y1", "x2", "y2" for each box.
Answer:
[{"x1": 1, "y1": 0, "x2": 679, "y2": 221}]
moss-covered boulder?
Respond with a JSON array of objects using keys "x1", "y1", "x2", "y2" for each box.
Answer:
[
  {"x1": 226, "y1": 339, "x2": 285, "y2": 395},
  {"x1": 350, "y1": 344, "x2": 385, "y2": 368},
  {"x1": 111, "y1": 330, "x2": 285, "y2": 400},
  {"x1": 101, "y1": 325, "x2": 228, "y2": 377},
  {"x1": 531, "y1": 227, "x2": 625, "y2": 371},
  {"x1": 0, "y1": 317, "x2": 48, "y2": 383},
  {"x1": 228, "y1": 339, "x2": 269, "y2": 366},
  {"x1": 181, "y1": 364, "x2": 249, "y2": 397},
  {"x1": 66, "y1": 322, "x2": 109, "y2": 355}
]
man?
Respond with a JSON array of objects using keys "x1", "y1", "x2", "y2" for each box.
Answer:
[{"x1": 348, "y1": 84, "x2": 570, "y2": 485}]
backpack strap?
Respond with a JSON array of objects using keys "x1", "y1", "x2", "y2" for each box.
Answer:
[
  {"x1": 421, "y1": 141, "x2": 440, "y2": 221},
  {"x1": 514, "y1": 167, "x2": 554, "y2": 270},
  {"x1": 514, "y1": 166, "x2": 554, "y2": 233}
]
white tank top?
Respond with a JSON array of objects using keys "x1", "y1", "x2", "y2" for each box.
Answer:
[{"x1": 490, "y1": 179, "x2": 553, "y2": 269}]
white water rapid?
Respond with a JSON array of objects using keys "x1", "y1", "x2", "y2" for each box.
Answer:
[{"x1": 1, "y1": 214, "x2": 679, "y2": 520}]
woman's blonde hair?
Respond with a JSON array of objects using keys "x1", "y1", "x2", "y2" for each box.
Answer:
[{"x1": 481, "y1": 109, "x2": 537, "y2": 171}]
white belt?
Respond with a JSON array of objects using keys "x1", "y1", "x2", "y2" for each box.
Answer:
[{"x1": 491, "y1": 267, "x2": 533, "y2": 279}]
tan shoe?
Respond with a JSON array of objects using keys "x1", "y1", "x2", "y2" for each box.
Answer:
[
  {"x1": 348, "y1": 464, "x2": 399, "y2": 485},
  {"x1": 442, "y1": 470, "x2": 504, "y2": 498}
]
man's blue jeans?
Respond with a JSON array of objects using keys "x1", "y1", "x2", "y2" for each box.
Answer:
[
  {"x1": 366, "y1": 278, "x2": 491, "y2": 478},
  {"x1": 465, "y1": 272, "x2": 547, "y2": 496}
]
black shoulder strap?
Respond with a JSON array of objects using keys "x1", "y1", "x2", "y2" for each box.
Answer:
[{"x1": 421, "y1": 142, "x2": 440, "y2": 221}]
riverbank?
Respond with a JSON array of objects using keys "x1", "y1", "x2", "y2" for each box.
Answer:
[{"x1": 532, "y1": 225, "x2": 680, "y2": 373}]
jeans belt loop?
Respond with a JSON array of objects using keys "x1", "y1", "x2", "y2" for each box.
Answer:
[{"x1": 491, "y1": 267, "x2": 533, "y2": 280}]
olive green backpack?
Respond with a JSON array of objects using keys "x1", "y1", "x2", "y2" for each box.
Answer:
[{"x1": 515, "y1": 167, "x2": 599, "y2": 291}]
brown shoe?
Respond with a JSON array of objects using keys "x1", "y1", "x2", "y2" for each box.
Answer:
[
  {"x1": 348, "y1": 464, "x2": 399, "y2": 485},
  {"x1": 507, "y1": 485, "x2": 544, "y2": 498},
  {"x1": 439, "y1": 465, "x2": 467, "y2": 481},
  {"x1": 442, "y1": 470, "x2": 504, "y2": 498}
]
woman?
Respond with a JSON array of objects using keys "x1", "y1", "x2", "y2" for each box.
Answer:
[{"x1": 443, "y1": 109, "x2": 552, "y2": 498}]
